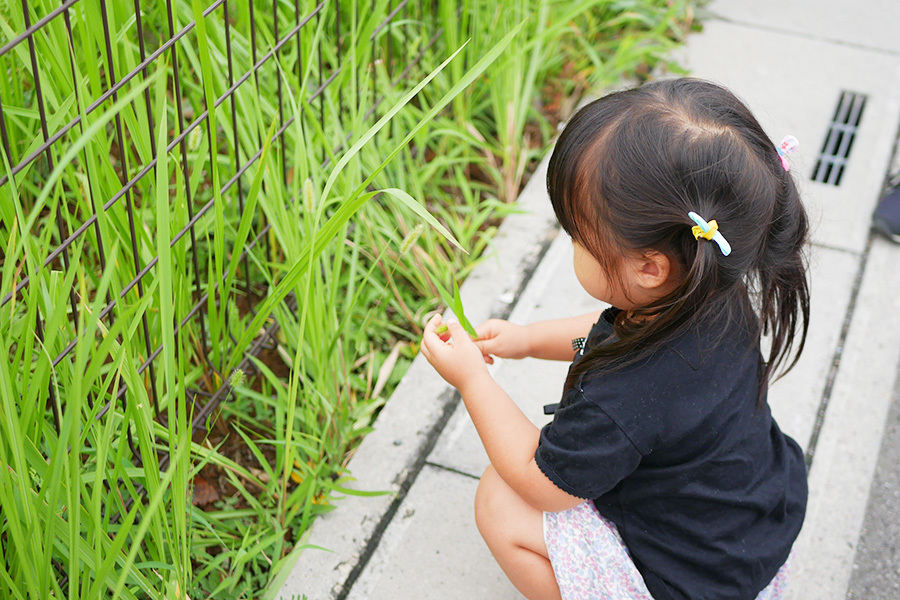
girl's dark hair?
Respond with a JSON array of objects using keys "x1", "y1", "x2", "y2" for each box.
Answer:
[{"x1": 548, "y1": 78, "x2": 809, "y2": 400}]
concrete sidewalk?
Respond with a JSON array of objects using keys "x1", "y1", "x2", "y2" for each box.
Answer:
[{"x1": 279, "y1": 1, "x2": 900, "y2": 598}]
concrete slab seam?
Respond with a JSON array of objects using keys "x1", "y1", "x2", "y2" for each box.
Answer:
[
  {"x1": 804, "y1": 231, "x2": 873, "y2": 468},
  {"x1": 809, "y1": 241, "x2": 863, "y2": 257},
  {"x1": 423, "y1": 460, "x2": 482, "y2": 481},
  {"x1": 705, "y1": 12, "x2": 900, "y2": 58}
]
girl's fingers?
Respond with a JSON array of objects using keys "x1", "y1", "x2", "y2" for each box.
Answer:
[
  {"x1": 425, "y1": 313, "x2": 442, "y2": 332},
  {"x1": 421, "y1": 315, "x2": 445, "y2": 356},
  {"x1": 474, "y1": 337, "x2": 503, "y2": 361},
  {"x1": 425, "y1": 313, "x2": 452, "y2": 342},
  {"x1": 423, "y1": 317, "x2": 481, "y2": 360},
  {"x1": 474, "y1": 320, "x2": 496, "y2": 340},
  {"x1": 446, "y1": 321, "x2": 470, "y2": 344},
  {"x1": 474, "y1": 321, "x2": 501, "y2": 361},
  {"x1": 473, "y1": 338, "x2": 492, "y2": 354}
]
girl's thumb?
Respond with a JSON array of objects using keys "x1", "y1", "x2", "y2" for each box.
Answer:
[
  {"x1": 473, "y1": 336, "x2": 493, "y2": 352},
  {"x1": 472, "y1": 335, "x2": 495, "y2": 365},
  {"x1": 448, "y1": 321, "x2": 467, "y2": 337}
]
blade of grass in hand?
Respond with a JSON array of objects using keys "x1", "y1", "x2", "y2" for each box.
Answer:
[{"x1": 434, "y1": 275, "x2": 477, "y2": 339}]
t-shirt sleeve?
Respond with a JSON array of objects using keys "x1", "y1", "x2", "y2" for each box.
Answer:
[{"x1": 534, "y1": 388, "x2": 643, "y2": 499}]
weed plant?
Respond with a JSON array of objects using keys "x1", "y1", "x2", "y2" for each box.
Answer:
[{"x1": 0, "y1": 0, "x2": 694, "y2": 598}]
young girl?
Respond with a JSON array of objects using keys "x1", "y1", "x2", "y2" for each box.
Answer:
[{"x1": 421, "y1": 78, "x2": 809, "y2": 600}]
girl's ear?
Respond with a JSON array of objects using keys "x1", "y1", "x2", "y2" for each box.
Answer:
[{"x1": 633, "y1": 250, "x2": 672, "y2": 290}]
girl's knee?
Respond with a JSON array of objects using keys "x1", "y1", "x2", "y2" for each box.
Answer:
[
  {"x1": 475, "y1": 466, "x2": 541, "y2": 546},
  {"x1": 475, "y1": 465, "x2": 502, "y2": 535},
  {"x1": 476, "y1": 465, "x2": 525, "y2": 544},
  {"x1": 474, "y1": 465, "x2": 556, "y2": 596}
]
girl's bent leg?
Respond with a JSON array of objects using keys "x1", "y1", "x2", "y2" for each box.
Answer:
[{"x1": 474, "y1": 465, "x2": 562, "y2": 600}]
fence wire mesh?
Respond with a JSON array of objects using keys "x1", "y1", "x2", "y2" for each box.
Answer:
[{"x1": 1, "y1": 0, "x2": 443, "y2": 579}]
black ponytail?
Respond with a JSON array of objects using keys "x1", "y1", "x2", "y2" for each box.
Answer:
[{"x1": 754, "y1": 164, "x2": 810, "y2": 394}]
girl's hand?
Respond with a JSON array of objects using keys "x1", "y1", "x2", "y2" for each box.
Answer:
[
  {"x1": 421, "y1": 314, "x2": 492, "y2": 394},
  {"x1": 473, "y1": 319, "x2": 532, "y2": 360}
]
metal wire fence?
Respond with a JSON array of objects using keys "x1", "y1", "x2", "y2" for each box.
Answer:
[{"x1": 1, "y1": 0, "x2": 441, "y2": 497}]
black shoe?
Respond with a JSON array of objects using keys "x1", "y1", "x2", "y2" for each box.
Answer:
[{"x1": 874, "y1": 184, "x2": 900, "y2": 243}]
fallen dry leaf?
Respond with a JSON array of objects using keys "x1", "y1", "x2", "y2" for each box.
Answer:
[{"x1": 191, "y1": 475, "x2": 220, "y2": 506}]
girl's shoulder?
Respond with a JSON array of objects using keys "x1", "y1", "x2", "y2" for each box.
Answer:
[
  {"x1": 581, "y1": 307, "x2": 758, "y2": 386},
  {"x1": 573, "y1": 311, "x2": 762, "y2": 454}
]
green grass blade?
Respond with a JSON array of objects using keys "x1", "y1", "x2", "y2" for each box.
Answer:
[
  {"x1": 451, "y1": 277, "x2": 478, "y2": 338},
  {"x1": 379, "y1": 188, "x2": 465, "y2": 254}
]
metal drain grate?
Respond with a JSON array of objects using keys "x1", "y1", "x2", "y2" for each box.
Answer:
[{"x1": 812, "y1": 91, "x2": 867, "y2": 186}]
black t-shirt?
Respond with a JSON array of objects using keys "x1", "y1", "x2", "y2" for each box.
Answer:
[{"x1": 535, "y1": 308, "x2": 807, "y2": 600}]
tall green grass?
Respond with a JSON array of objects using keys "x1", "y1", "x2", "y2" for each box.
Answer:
[{"x1": 0, "y1": 1, "x2": 694, "y2": 598}]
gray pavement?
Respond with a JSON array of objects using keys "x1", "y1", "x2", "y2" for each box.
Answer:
[{"x1": 277, "y1": 1, "x2": 900, "y2": 598}]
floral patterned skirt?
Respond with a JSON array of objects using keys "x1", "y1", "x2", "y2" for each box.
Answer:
[{"x1": 543, "y1": 501, "x2": 792, "y2": 600}]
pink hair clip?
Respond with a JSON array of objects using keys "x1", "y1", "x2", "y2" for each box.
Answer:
[{"x1": 776, "y1": 135, "x2": 799, "y2": 171}]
